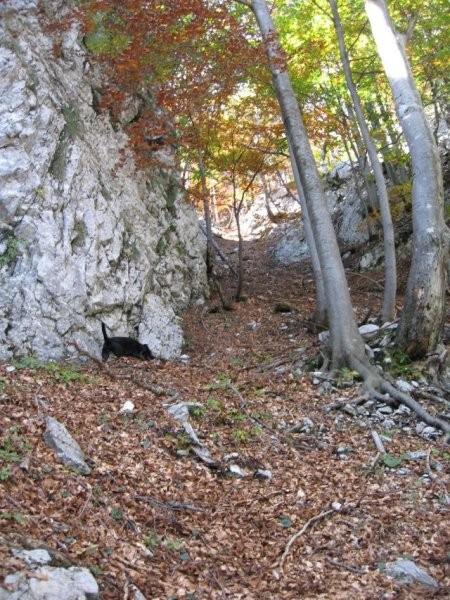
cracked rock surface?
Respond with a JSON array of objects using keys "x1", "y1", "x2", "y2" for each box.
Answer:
[{"x1": 0, "y1": 0, "x2": 207, "y2": 361}]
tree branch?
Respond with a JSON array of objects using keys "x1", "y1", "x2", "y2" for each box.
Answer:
[
  {"x1": 278, "y1": 508, "x2": 336, "y2": 572},
  {"x1": 234, "y1": 0, "x2": 253, "y2": 7}
]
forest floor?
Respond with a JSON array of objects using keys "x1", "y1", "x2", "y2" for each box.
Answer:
[{"x1": 0, "y1": 233, "x2": 449, "y2": 599}]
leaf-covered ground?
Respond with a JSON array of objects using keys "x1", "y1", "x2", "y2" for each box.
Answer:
[{"x1": 1, "y1": 237, "x2": 449, "y2": 599}]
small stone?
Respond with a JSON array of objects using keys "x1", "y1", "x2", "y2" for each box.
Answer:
[
  {"x1": 119, "y1": 400, "x2": 134, "y2": 413},
  {"x1": 358, "y1": 323, "x2": 380, "y2": 338},
  {"x1": 318, "y1": 330, "x2": 330, "y2": 343},
  {"x1": 396, "y1": 379, "x2": 415, "y2": 393},
  {"x1": 44, "y1": 417, "x2": 90, "y2": 475},
  {"x1": 342, "y1": 404, "x2": 358, "y2": 417},
  {"x1": 395, "y1": 405, "x2": 412, "y2": 415},
  {"x1": 331, "y1": 501, "x2": 342, "y2": 511},
  {"x1": 254, "y1": 469, "x2": 272, "y2": 480},
  {"x1": 301, "y1": 417, "x2": 315, "y2": 432},
  {"x1": 406, "y1": 451, "x2": 427, "y2": 461},
  {"x1": 384, "y1": 559, "x2": 439, "y2": 589},
  {"x1": 394, "y1": 467, "x2": 412, "y2": 477},
  {"x1": 228, "y1": 464, "x2": 246, "y2": 477},
  {"x1": 11, "y1": 549, "x2": 52, "y2": 567},
  {"x1": 416, "y1": 423, "x2": 440, "y2": 438}
]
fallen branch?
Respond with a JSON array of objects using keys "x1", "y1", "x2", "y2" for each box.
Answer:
[
  {"x1": 324, "y1": 556, "x2": 366, "y2": 574},
  {"x1": 278, "y1": 508, "x2": 335, "y2": 572},
  {"x1": 371, "y1": 430, "x2": 386, "y2": 454},
  {"x1": 325, "y1": 395, "x2": 368, "y2": 412},
  {"x1": 228, "y1": 383, "x2": 279, "y2": 437}
]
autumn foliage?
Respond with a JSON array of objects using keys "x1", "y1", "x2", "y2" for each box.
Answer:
[{"x1": 74, "y1": 0, "x2": 264, "y2": 167}]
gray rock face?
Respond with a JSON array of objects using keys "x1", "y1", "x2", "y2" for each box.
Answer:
[
  {"x1": 0, "y1": 1, "x2": 207, "y2": 361},
  {"x1": 0, "y1": 566, "x2": 99, "y2": 600},
  {"x1": 267, "y1": 170, "x2": 373, "y2": 266},
  {"x1": 44, "y1": 416, "x2": 91, "y2": 475}
]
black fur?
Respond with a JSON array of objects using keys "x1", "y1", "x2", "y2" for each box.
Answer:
[{"x1": 101, "y1": 322, "x2": 154, "y2": 361}]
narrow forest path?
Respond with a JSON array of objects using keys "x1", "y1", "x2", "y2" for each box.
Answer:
[{"x1": 0, "y1": 234, "x2": 448, "y2": 599}]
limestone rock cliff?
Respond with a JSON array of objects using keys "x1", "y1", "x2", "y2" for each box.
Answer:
[{"x1": 0, "y1": 0, "x2": 207, "y2": 361}]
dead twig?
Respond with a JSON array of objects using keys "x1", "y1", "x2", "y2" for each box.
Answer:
[
  {"x1": 228, "y1": 384, "x2": 279, "y2": 437},
  {"x1": 325, "y1": 395, "x2": 368, "y2": 412},
  {"x1": 324, "y1": 556, "x2": 366, "y2": 574},
  {"x1": 426, "y1": 448, "x2": 438, "y2": 480},
  {"x1": 278, "y1": 508, "x2": 335, "y2": 572}
]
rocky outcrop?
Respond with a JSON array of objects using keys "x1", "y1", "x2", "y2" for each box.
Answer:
[
  {"x1": 266, "y1": 164, "x2": 374, "y2": 265},
  {"x1": 0, "y1": 1, "x2": 207, "y2": 361}
]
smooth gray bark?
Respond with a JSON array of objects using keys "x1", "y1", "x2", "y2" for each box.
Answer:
[
  {"x1": 237, "y1": 0, "x2": 366, "y2": 368},
  {"x1": 329, "y1": 0, "x2": 397, "y2": 323},
  {"x1": 288, "y1": 144, "x2": 327, "y2": 326},
  {"x1": 365, "y1": 0, "x2": 449, "y2": 357}
]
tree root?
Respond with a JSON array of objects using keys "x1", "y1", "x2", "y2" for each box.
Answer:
[{"x1": 347, "y1": 353, "x2": 450, "y2": 441}]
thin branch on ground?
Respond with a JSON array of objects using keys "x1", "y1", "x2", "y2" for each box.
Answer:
[
  {"x1": 371, "y1": 430, "x2": 386, "y2": 454},
  {"x1": 325, "y1": 395, "x2": 368, "y2": 412},
  {"x1": 324, "y1": 556, "x2": 366, "y2": 574},
  {"x1": 278, "y1": 508, "x2": 336, "y2": 572}
]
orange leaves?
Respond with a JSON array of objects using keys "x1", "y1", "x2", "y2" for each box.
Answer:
[{"x1": 70, "y1": 0, "x2": 265, "y2": 168}]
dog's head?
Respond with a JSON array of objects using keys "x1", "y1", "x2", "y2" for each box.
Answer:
[{"x1": 141, "y1": 344, "x2": 154, "y2": 360}]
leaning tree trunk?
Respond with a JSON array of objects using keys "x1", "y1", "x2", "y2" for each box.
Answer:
[
  {"x1": 365, "y1": 0, "x2": 449, "y2": 358},
  {"x1": 240, "y1": 0, "x2": 366, "y2": 368},
  {"x1": 288, "y1": 144, "x2": 327, "y2": 328},
  {"x1": 329, "y1": 0, "x2": 397, "y2": 323},
  {"x1": 230, "y1": 0, "x2": 450, "y2": 438}
]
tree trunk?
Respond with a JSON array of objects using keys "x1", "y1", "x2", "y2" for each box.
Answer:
[
  {"x1": 198, "y1": 150, "x2": 214, "y2": 277},
  {"x1": 245, "y1": 0, "x2": 366, "y2": 368},
  {"x1": 233, "y1": 202, "x2": 244, "y2": 301},
  {"x1": 329, "y1": 0, "x2": 397, "y2": 323},
  {"x1": 365, "y1": 0, "x2": 449, "y2": 357},
  {"x1": 288, "y1": 144, "x2": 327, "y2": 327}
]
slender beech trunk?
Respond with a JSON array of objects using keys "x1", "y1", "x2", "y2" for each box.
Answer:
[
  {"x1": 198, "y1": 150, "x2": 214, "y2": 277},
  {"x1": 288, "y1": 144, "x2": 327, "y2": 327},
  {"x1": 237, "y1": 0, "x2": 366, "y2": 369},
  {"x1": 232, "y1": 187, "x2": 245, "y2": 301},
  {"x1": 365, "y1": 0, "x2": 449, "y2": 357},
  {"x1": 329, "y1": 0, "x2": 396, "y2": 323}
]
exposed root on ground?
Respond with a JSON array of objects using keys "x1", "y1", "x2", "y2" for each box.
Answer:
[{"x1": 348, "y1": 353, "x2": 450, "y2": 440}]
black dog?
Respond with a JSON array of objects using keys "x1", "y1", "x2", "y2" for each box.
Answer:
[{"x1": 101, "y1": 322, "x2": 154, "y2": 361}]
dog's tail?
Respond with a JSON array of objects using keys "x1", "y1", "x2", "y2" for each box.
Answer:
[{"x1": 101, "y1": 321, "x2": 109, "y2": 342}]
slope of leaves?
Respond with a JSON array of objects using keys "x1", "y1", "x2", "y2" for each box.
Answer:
[{"x1": 0, "y1": 237, "x2": 449, "y2": 599}]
